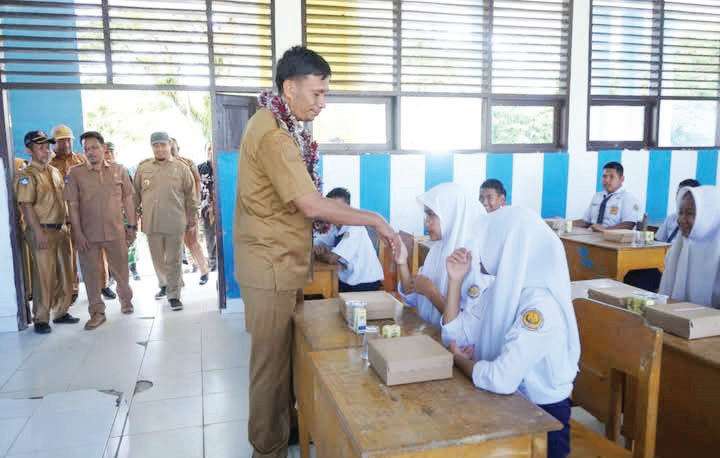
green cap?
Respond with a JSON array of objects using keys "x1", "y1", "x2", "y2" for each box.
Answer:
[
  {"x1": 150, "y1": 131, "x2": 170, "y2": 144},
  {"x1": 105, "y1": 141, "x2": 115, "y2": 151}
]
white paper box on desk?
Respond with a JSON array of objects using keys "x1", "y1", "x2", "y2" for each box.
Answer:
[
  {"x1": 340, "y1": 291, "x2": 401, "y2": 321},
  {"x1": 368, "y1": 335, "x2": 452, "y2": 386},
  {"x1": 587, "y1": 285, "x2": 648, "y2": 307},
  {"x1": 603, "y1": 229, "x2": 637, "y2": 243},
  {"x1": 644, "y1": 302, "x2": 720, "y2": 340}
]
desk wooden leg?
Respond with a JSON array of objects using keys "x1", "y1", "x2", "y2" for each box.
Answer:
[{"x1": 298, "y1": 410, "x2": 310, "y2": 458}]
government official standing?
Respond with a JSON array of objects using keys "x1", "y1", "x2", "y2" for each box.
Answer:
[
  {"x1": 135, "y1": 132, "x2": 198, "y2": 310},
  {"x1": 16, "y1": 131, "x2": 79, "y2": 333},
  {"x1": 233, "y1": 46, "x2": 398, "y2": 458},
  {"x1": 49, "y1": 124, "x2": 86, "y2": 303},
  {"x1": 64, "y1": 131, "x2": 137, "y2": 330},
  {"x1": 198, "y1": 143, "x2": 217, "y2": 272}
]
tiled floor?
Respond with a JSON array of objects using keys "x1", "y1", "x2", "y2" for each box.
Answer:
[{"x1": 0, "y1": 267, "x2": 602, "y2": 458}]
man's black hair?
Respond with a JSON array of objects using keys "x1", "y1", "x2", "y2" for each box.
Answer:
[
  {"x1": 480, "y1": 178, "x2": 507, "y2": 197},
  {"x1": 79, "y1": 131, "x2": 104, "y2": 145},
  {"x1": 603, "y1": 161, "x2": 624, "y2": 176},
  {"x1": 326, "y1": 187, "x2": 351, "y2": 204},
  {"x1": 275, "y1": 46, "x2": 331, "y2": 95},
  {"x1": 679, "y1": 178, "x2": 700, "y2": 188}
]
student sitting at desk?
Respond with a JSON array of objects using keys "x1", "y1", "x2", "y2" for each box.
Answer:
[
  {"x1": 479, "y1": 178, "x2": 507, "y2": 213},
  {"x1": 395, "y1": 182, "x2": 490, "y2": 327},
  {"x1": 659, "y1": 185, "x2": 720, "y2": 308},
  {"x1": 313, "y1": 187, "x2": 384, "y2": 292},
  {"x1": 574, "y1": 161, "x2": 641, "y2": 232},
  {"x1": 441, "y1": 206, "x2": 580, "y2": 458},
  {"x1": 655, "y1": 178, "x2": 701, "y2": 243}
]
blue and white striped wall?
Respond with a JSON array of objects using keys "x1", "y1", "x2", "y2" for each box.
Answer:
[{"x1": 319, "y1": 149, "x2": 720, "y2": 235}]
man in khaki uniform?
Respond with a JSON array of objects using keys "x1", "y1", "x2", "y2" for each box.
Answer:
[
  {"x1": 49, "y1": 124, "x2": 90, "y2": 303},
  {"x1": 233, "y1": 46, "x2": 398, "y2": 458},
  {"x1": 64, "y1": 131, "x2": 137, "y2": 330},
  {"x1": 16, "y1": 131, "x2": 80, "y2": 333},
  {"x1": 135, "y1": 131, "x2": 198, "y2": 310},
  {"x1": 170, "y1": 137, "x2": 210, "y2": 285},
  {"x1": 14, "y1": 157, "x2": 33, "y2": 309}
]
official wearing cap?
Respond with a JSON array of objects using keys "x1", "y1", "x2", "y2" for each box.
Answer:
[
  {"x1": 15, "y1": 131, "x2": 79, "y2": 333},
  {"x1": 134, "y1": 132, "x2": 199, "y2": 310}
]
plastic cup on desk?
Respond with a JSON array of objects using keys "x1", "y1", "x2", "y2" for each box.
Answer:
[{"x1": 361, "y1": 325, "x2": 380, "y2": 360}]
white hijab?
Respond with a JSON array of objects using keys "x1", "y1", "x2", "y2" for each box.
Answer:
[
  {"x1": 659, "y1": 185, "x2": 720, "y2": 306},
  {"x1": 415, "y1": 183, "x2": 486, "y2": 326},
  {"x1": 468, "y1": 206, "x2": 581, "y2": 366}
]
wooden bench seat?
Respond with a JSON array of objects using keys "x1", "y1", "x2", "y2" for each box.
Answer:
[{"x1": 570, "y1": 419, "x2": 632, "y2": 458}]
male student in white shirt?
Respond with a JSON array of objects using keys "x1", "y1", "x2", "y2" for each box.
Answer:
[
  {"x1": 655, "y1": 178, "x2": 701, "y2": 243},
  {"x1": 313, "y1": 187, "x2": 384, "y2": 292},
  {"x1": 574, "y1": 161, "x2": 641, "y2": 231}
]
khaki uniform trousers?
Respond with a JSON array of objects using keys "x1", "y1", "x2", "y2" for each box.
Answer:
[
  {"x1": 68, "y1": 225, "x2": 80, "y2": 295},
  {"x1": 147, "y1": 233, "x2": 184, "y2": 300},
  {"x1": 243, "y1": 287, "x2": 300, "y2": 458},
  {"x1": 78, "y1": 239, "x2": 133, "y2": 316},
  {"x1": 26, "y1": 227, "x2": 73, "y2": 324}
]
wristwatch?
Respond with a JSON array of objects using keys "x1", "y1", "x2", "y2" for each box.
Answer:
[{"x1": 126, "y1": 224, "x2": 137, "y2": 230}]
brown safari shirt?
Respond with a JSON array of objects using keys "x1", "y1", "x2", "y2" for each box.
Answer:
[
  {"x1": 15, "y1": 161, "x2": 66, "y2": 225},
  {"x1": 233, "y1": 108, "x2": 318, "y2": 291}
]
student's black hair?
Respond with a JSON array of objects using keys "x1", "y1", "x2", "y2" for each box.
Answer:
[
  {"x1": 326, "y1": 187, "x2": 351, "y2": 204},
  {"x1": 275, "y1": 46, "x2": 331, "y2": 95},
  {"x1": 79, "y1": 131, "x2": 104, "y2": 145},
  {"x1": 480, "y1": 178, "x2": 507, "y2": 197},
  {"x1": 603, "y1": 161, "x2": 624, "y2": 176},
  {"x1": 679, "y1": 178, "x2": 700, "y2": 188}
]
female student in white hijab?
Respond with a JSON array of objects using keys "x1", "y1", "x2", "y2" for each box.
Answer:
[
  {"x1": 441, "y1": 206, "x2": 580, "y2": 458},
  {"x1": 659, "y1": 185, "x2": 720, "y2": 308},
  {"x1": 394, "y1": 182, "x2": 490, "y2": 327}
]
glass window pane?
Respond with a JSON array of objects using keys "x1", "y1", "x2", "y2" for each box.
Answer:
[
  {"x1": 401, "y1": 97, "x2": 482, "y2": 150},
  {"x1": 589, "y1": 105, "x2": 645, "y2": 142},
  {"x1": 491, "y1": 106, "x2": 554, "y2": 144},
  {"x1": 313, "y1": 103, "x2": 387, "y2": 145},
  {"x1": 659, "y1": 100, "x2": 717, "y2": 147}
]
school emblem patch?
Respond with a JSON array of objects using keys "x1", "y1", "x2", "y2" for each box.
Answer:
[
  {"x1": 143, "y1": 179, "x2": 150, "y2": 188},
  {"x1": 633, "y1": 203, "x2": 640, "y2": 211},
  {"x1": 19, "y1": 177, "x2": 29, "y2": 185},
  {"x1": 522, "y1": 309, "x2": 543, "y2": 331},
  {"x1": 467, "y1": 285, "x2": 481, "y2": 298},
  {"x1": 609, "y1": 206, "x2": 619, "y2": 215}
]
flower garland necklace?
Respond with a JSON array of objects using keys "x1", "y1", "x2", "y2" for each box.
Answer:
[{"x1": 258, "y1": 90, "x2": 329, "y2": 233}]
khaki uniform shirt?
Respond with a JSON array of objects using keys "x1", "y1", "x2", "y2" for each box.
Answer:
[
  {"x1": 134, "y1": 156, "x2": 198, "y2": 235},
  {"x1": 50, "y1": 153, "x2": 85, "y2": 178},
  {"x1": 233, "y1": 108, "x2": 318, "y2": 290},
  {"x1": 63, "y1": 160, "x2": 133, "y2": 242},
  {"x1": 15, "y1": 161, "x2": 66, "y2": 225}
]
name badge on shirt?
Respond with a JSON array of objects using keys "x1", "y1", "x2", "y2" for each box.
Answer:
[
  {"x1": 19, "y1": 177, "x2": 29, "y2": 185},
  {"x1": 609, "y1": 206, "x2": 619, "y2": 216},
  {"x1": 467, "y1": 285, "x2": 481, "y2": 298},
  {"x1": 522, "y1": 309, "x2": 544, "y2": 331}
]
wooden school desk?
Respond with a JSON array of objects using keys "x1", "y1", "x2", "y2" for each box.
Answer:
[
  {"x1": 303, "y1": 261, "x2": 339, "y2": 298},
  {"x1": 293, "y1": 298, "x2": 439, "y2": 458},
  {"x1": 560, "y1": 233, "x2": 670, "y2": 281},
  {"x1": 416, "y1": 236, "x2": 433, "y2": 272},
  {"x1": 571, "y1": 280, "x2": 720, "y2": 457},
  {"x1": 310, "y1": 348, "x2": 561, "y2": 457}
]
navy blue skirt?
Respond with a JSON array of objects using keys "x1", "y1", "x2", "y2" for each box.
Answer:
[{"x1": 538, "y1": 398, "x2": 571, "y2": 458}]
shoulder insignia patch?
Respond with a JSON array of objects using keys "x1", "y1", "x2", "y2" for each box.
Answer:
[
  {"x1": 522, "y1": 309, "x2": 543, "y2": 331},
  {"x1": 633, "y1": 203, "x2": 640, "y2": 211},
  {"x1": 19, "y1": 177, "x2": 29, "y2": 186}
]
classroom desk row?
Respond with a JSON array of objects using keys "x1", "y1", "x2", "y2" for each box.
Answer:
[
  {"x1": 293, "y1": 297, "x2": 560, "y2": 458},
  {"x1": 572, "y1": 279, "x2": 720, "y2": 458}
]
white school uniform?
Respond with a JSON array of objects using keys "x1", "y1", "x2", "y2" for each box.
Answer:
[
  {"x1": 655, "y1": 213, "x2": 679, "y2": 242},
  {"x1": 314, "y1": 225, "x2": 383, "y2": 286},
  {"x1": 659, "y1": 186, "x2": 720, "y2": 308},
  {"x1": 396, "y1": 183, "x2": 490, "y2": 327},
  {"x1": 582, "y1": 186, "x2": 641, "y2": 227},
  {"x1": 443, "y1": 206, "x2": 580, "y2": 404}
]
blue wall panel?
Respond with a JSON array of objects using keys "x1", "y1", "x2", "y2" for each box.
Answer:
[
  {"x1": 696, "y1": 149, "x2": 718, "y2": 186},
  {"x1": 424, "y1": 154, "x2": 453, "y2": 191},
  {"x1": 485, "y1": 153, "x2": 514, "y2": 204},
  {"x1": 541, "y1": 153, "x2": 569, "y2": 218},
  {"x1": 217, "y1": 151, "x2": 241, "y2": 299},
  {"x1": 360, "y1": 154, "x2": 390, "y2": 220},
  {"x1": 646, "y1": 149, "x2": 672, "y2": 221}
]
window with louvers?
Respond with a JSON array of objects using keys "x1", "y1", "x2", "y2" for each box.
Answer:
[{"x1": 0, "y1": 0, "x2": 273, "y2": 90}]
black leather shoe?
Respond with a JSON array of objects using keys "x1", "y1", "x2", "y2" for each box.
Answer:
[
  {"x1": 34, "y1": 323, "x2": 52, "y2": 334},
  {"x1": 169, "y1": 298, "x2": 183, "y2": 311},
  {"x1": 154, "y1": 287, "x2": 166, "y2": 300},
  {"x1": 288, "y1": 426, "x2": 299, "y2": 446},
  {"x1": 52, "y1": 313, "x2": 80, "y2": 324},
  {"x1": 199, "y1": 273, "x2": 209, "y2": 285},
  {"x1": 101, "y1": 287, "x2": 117, "y2": 300}
]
